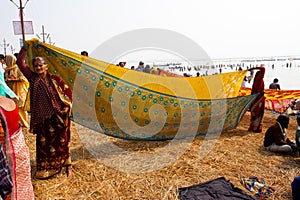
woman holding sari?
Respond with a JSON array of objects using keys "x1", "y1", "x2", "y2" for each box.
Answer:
[
  {"x1": 17, "y1": 46, "x2": 73, "y2": 180},
  {"x1": 248, "y1": 65, "x2": 265, "y2": 133}
]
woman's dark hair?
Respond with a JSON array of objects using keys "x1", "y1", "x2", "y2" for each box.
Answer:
[
  {"x1": 32, "y1": 57, "x2": 47, "y2": 66},
  {"x1": 277, "y1": 114, "x2": 289, "y2": 124}
]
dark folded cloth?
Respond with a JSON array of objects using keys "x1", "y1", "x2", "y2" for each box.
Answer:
[{"x1": 178, "y1": 177, "x2": 256, "y2": 200}]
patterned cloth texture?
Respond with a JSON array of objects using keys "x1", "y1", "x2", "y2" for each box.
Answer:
[
  {"x1": 10, "y1": 128, "x2": 34, "y2": 200},
  {"x1": 25, "y1": 38, "x2": 258, "y2": 141},
  {"x1": 239, "y1": 88, "x2": 300, "y2": 113},
  {"x1": 241, "y1": 177, "x2": 275, "y2": 200}
]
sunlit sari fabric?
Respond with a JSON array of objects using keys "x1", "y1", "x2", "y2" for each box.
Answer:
[
  {"x1": 25, "y1": 38, "x2": 257, "y2": 141},
  {"x1": 239, "y1": 88, "x2": 300, "y2": 113}
]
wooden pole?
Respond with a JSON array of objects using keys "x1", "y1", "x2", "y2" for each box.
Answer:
[{"x1": 19, "y1": 0, "x2": 25, "y2": 45}]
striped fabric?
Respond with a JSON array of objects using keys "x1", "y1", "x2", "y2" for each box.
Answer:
[{"x1": 10, "y1": 128, "x2": 34, "y2": 200}]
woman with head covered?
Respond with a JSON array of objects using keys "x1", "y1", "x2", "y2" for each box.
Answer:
[
  {"x1": 248, "y1": 65, "x2": 265, "y2": 133},
  {"x1": 17, "y1": 46, "x2": 73, "y2": 179},
  {"x1": 4, "y1": 54, "x2": 29, "y2": 128}
]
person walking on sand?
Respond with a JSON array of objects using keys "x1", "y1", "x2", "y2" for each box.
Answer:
[
  {"x1": 248, "y1": 65, "x2": 265, "y2": 133},
  {"x1": 17, "y1": 45, "x2": 73, "y2": 179}
]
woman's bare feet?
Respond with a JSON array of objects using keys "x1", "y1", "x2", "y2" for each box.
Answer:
[{"x1": 66, "y1": 166, "x2": 73, "y2": 178}]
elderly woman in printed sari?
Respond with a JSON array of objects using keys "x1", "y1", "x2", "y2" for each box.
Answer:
[
  {"x1": 0, "y1": 96, "x2": 34, "y2": 199},
  {"x1": 248, "y1": 65, "x2": 265, "y2": 133},
  {"x1": 4, "y1": 54, "x2": 30, "y2": 128},
  {"x1": 17, "y1": 46, "x2": 73, "y2": 179}
]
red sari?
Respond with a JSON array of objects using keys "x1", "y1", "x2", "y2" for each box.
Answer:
[{"x1": 248, "y1": 66, "x2": 265, "y2": 133}]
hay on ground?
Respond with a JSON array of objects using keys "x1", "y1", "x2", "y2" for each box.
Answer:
[{"x1": 24, "y1": 110, "x2": 300, "y2": 199}]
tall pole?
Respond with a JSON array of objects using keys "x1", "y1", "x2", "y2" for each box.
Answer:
[
  {"x1": 42, "y1": 25, "x2": 45, "y2": 42},
  {"x1": 10, "y1": 45, "x2": 15, "y2": 54},
  {"x1": 19, "y1": 0, "x2": 25, "y2": 45}
]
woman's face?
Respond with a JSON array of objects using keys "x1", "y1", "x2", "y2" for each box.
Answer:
[{"x1": 33, "y1": 60, "x2": 48, "y2": 77}]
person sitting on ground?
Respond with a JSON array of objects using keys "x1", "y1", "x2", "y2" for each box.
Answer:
[
  {"x1": 286, "y1": 99, "x2": 300, "y2": 116},
  {"x1": 263, "y1": 114, "x2": 297, "y2": 154},
  {"x1": 269, "y1": 78, "x2": 281, "y2": 90}
]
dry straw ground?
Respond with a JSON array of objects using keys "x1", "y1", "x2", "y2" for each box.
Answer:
[{"x1": 24, "y1": 110, "x2": 300, "y2": 200}]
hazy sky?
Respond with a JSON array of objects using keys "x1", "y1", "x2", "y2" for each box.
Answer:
[{"x1": 1, "y1": 0, "x2": 300, "y2": 60}]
